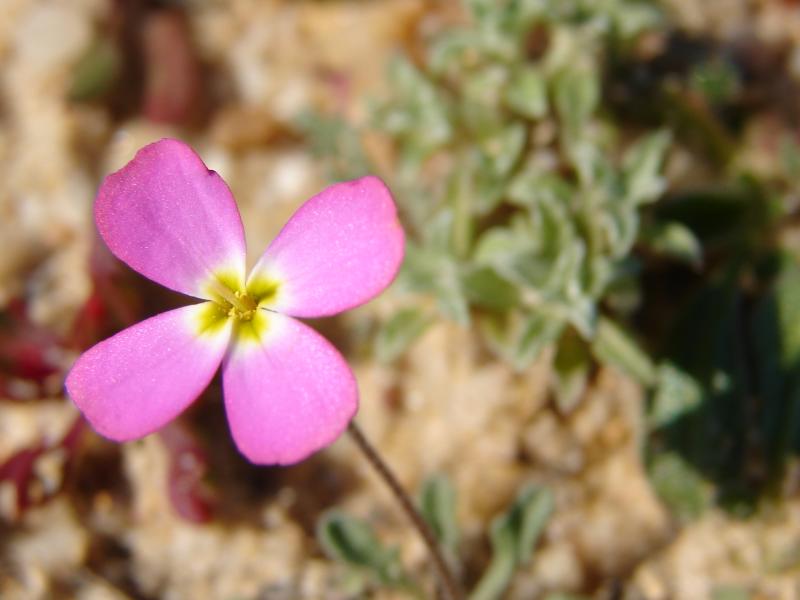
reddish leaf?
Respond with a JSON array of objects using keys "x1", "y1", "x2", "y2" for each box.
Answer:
[
  {"x1": 68, "y1": 237, "x2": 143, "y2": 351},
  {"x1": 0, "y1": 446, "x2": 44, "y2": 514},
  {"x1": 0, "y1": 417, "x2": 87, "y2": 518},
  {"x1": 0, "y1": 299, "x2": 64, "y2": 400},
  {"x1": 141, "y1": 9, "x2": 203, "y2": 125},
  {"x1": 158, "y1": 421, "x2": 216, "y2": 523}
]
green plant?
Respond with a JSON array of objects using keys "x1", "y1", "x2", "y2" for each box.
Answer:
[
  {"x1": 318, "y1": 510, "x2": 422, "y2": 596},
  {"x1": 303, "y1": 0, "x2": 672, "y2": 398},
  {"x1": 318, "y1": 475, "x2": 555, "y2": 599},
  {"x1": 303, "y1": 0, "x2": 800, "y2": 530}
]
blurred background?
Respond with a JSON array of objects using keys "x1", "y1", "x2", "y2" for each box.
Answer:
[{"x1": 2, "y1": 0, "x2": 800, "y2": 598}]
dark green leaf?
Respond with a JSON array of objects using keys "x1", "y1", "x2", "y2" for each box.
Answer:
[
  {"x1": 752, "y1": 256, "x2": 800, "y2": 470},
  {"x1": 653, "y1": 181, "x2": 772, "y2": 251},
  {"x1": 662, "y1": 276, "x2": 751, "y2": 494},
  {"x1": 689, "y1": 60, "x2": 741, "y2": 105}
]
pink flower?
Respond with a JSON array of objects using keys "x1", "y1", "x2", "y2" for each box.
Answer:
[{"x1": 66, "y1": 139, "x2": 404, "y2": 465}]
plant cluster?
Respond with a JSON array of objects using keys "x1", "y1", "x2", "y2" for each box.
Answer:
[
  {"x1": 304, "y1": 0, "x2": 675, "y2": 411},
  {"x1": 319, "y1": 476, "x2": 555, "y2": 600},
  {"x1": 303, "y1": 0, "x2": 800, "y2": 574}
]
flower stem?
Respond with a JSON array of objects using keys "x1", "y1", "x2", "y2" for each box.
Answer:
[{"x1": 347, "y1": 421, "x2": 463, "y2": 600}]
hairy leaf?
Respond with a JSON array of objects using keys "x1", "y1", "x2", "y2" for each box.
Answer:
[
  {"x1": 470, "y1": 486, "x2": 554, "y2": 600},
  {"x1": 317, "y1": 511, "x2": 414, "y2": 590},
  {"x1": 419, "y1": 474, "x2": 460, "y2": 556},
  {"x1": 375, "y1": 308, "x2": 434, "y2": 363},
  {"x1": 592, "y1": 317, "x2": 656, "y2": 385}
]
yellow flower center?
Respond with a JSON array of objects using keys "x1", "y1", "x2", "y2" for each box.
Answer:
[
  {"x1": 195, "y1": 271, "x2": 280, "y2": 344},
  {"x1": 209, "y1": 282, "x2": 258, "y2": 321}
]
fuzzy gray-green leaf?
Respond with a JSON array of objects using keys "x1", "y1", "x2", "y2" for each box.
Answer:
[
  {"x1": 462, "y1": 266, "x2": 521, "y2": 311},
  {"x1": 419, "y1": 474, "x2": 459, "y2": 556},
  {"x1": 553, "y1": 330, "x2": 592, "y2": 412},
  {"x1": 554, "y1": 68, "x2": 600, "y2": 134},
  {"x1": 622, "y1": 130, "x2": 671, "y2": 205},
  {"x1": 505, "y1": 66, "x2": 548, "y2": 119},
  {"x1": 376, "y1": 308, "x2": 433, "y2": 363},
  {"x1": 515, "y1": 313, "x2": 564, "y2": 370},
  {"x1": 515, "y1": 487, "x2": 555, "y2": 562},
  {"x1": 592, "y1": 317, "x2": 656, "y2": 385},
  {"x1": 401, "y1": 245, "x2": 471, "y2": 326},
  {"x1": 317, "y1": 511, "x2": 409, "y2": 587},
  {"x1": 470, "y1": 485, "x2": 554, "y2": 600},
  {"x1": 649, "y1": 362, "x2": 704, "y2": 429},
  {"x1": 648, "y1": 453, "x2": 713, "y2": 521},
  {"x1": 643, "y1": 221, "x2": 703, "y2": 266},
  {"x1": 481, "y1": 122, "x2": 527, "y2": 178}
]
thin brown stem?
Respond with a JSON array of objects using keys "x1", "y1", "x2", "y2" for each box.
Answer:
[{"x1": 348, "y1": 421, "x2": 463, "y2": 600}]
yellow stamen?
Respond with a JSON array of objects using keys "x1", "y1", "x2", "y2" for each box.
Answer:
[{"x1": 208, "y1": 278, "x2": 257, "y2": 318}]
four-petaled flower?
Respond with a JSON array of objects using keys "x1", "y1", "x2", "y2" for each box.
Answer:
[{"x1": 65, "y1": 139, "x2": 404, "y2": 465}]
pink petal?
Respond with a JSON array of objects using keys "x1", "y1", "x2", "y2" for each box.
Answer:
[
  {"x1": 222, "y1": 312, "x2": 357, "y2": 465},
  {"x1": 249, "y1": 176, "x2": 404, "y2": 318},
  {"x1": 65, "y1": 303, "x2": 232, "y2": 441},
  {"x1": 95, "y1": 139, "x2": 247, "y2": 298}
]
